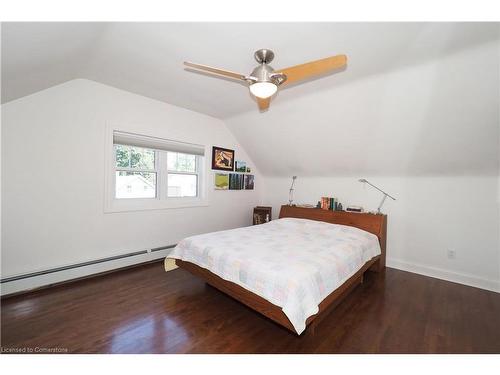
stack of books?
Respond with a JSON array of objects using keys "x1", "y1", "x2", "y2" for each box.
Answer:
[{"x1": 320, "y1": 197, "x2": 342, "y2": 211}]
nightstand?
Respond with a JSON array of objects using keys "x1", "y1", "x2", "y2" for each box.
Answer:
[{"x1": 253, "y1": 206, "x2": 272, "y2": 225}]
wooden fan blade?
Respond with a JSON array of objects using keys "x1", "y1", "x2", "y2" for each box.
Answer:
[
  {"x1": 257, "y1": 97, "x2": 271, "y2": 111},
  {"x1": 184, "y1": 61, "x2": 246, "y2": 81},
  {"x1": 277, "y1": 55, "x2": 347, "y2": 86}
]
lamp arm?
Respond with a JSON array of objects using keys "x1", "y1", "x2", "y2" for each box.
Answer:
[
  {"x1": 361, "y1": 180, "x2": 396, "y2": 201},
  {"x1": 359, "y1": 178, "x2": 396, "y2": 214}
]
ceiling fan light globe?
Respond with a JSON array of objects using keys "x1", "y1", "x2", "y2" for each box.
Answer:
[{"x1": 249, "y1": 82, "x2": 277, "y2": 99}]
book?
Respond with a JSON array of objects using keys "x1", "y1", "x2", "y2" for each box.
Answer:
[
  {"x1": 320, "y1": 196, "x2": 343, "y2": 211},
  {"x1": 321, "y1": 197, "x2": 329, "y2": 210}
]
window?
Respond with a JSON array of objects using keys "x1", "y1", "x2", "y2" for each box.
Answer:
[
  {"x1": 106, "y1": 129, "x2": 206, "y2": 212},
  {"x1": 115, "y1": 145, "x2": 157, "y2": 199},
  {"x1": 167, "y1": 152, "x2": 198, "y2": 197}
]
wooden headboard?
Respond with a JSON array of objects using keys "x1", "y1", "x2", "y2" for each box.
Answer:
[{"x1": 279, "y1": 205, "x2": 387, "y2": 271}]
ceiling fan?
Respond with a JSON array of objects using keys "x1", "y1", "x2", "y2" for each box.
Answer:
[{"x1": 184, "y1": 49, "x2": 347, "y2": 111}]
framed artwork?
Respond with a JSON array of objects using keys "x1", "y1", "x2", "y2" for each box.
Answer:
[
  {"x1": 235, "y1": 160, "x2": 247, "y2": 173},
  {"x1": 214, "y1": 173, "x2": 229, "y2": 190},
  {"x1": 212, "y1": 146, "x2": 235, "y2": 171},
  {"x1": 244, "y1": 174, "x2": 255, "y2": 190},
  {"x1": 229, "y1": 173, "x2": 244, "y2": 190}
]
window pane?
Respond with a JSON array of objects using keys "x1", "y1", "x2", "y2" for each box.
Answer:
[
  {"x1": 115, "y1": 145, "x2": 155, "y2": 170},
  {"x1": 115, "y1": 171, "x2": 156, "y2": 199},
  {"x1": 115, "y1": 145, "x2": 131, "y2": 168},
  {"x1": 167, "y1": 152, "x2": 196, "y2": 172},
  {"x1": 168, "y1": 173, "x2": 197, "y2": 197},
  {"x1": 130, "y1": 147, "x2": 155, "y2": 170}
]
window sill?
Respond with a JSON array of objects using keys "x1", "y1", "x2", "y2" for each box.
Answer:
[{"x1": 104, "y1": 198, "x2": 209, "y2": 213}]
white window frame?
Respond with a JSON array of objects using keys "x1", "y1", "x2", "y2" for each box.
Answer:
[
  {"x1": 166, "y1": 153, "x2": 200, "y2": 198},
  {"x1": 104, "y1": 124, "x2": 208, "y2": 213},
  {"x1": 114, "y1": 145, "x2": 159, "y2": 199}
]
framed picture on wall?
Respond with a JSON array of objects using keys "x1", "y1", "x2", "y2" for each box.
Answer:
[
  {"x1": 244, "y1": 174, "x2": 254, "y2": 190},
  {"x1": 229, "y1": 173, "x2": 244, "y2": 190},
  {"x1": 214, "y1": 173, "x2": 229, "y2": 190},
  {"x1": 235, "y1": 160, "x2": 247, "y2": 172},
  {"x1": 212, "y1": 146, "x2": 235, "y2": 171}
]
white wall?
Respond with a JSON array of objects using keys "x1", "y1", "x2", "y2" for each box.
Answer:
[
  {"x1": 226, "y1": 41, "x2": 500, "y2": 292},
  {"x1": 1, "y1": 79, "x2": 261, "y2": 294},
  {"x1": 263, "y1": 176, "x2": 499, "y2": 292}
]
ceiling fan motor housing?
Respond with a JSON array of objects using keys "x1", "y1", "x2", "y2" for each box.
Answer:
[
  {"x1": 250, "y1": 64, "x2": 286, "y2": 86},
  {"x1": 251, "y1": 64, "x2": 274, "y2": 81},
  {"x1": 254, "y1": 49, "x2": 275, "y2": 64},
  {"x1": 250, "y1": 50, "x2": 287, "y2": 86}
]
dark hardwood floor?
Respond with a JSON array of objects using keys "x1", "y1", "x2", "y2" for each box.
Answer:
[{"x1": 1, "y1": 262, "x2": 500, "y2": 354}]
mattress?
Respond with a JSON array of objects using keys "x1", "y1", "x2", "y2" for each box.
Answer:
[{"x1": 167, "y1": 217, "x2": 381, "y2": 334}]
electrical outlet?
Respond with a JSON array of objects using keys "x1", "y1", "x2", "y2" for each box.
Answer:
[{"x1": 447, "y1": 250, "x2": 456, "y2": 259}]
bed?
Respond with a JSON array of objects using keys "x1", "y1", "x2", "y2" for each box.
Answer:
[{"x1": 167, "y1": 205, "x2": 387, "y2": 335}]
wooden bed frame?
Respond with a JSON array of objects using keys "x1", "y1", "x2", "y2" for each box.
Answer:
[{"x1": 175, "y1": 205, "x2": 387, "y2": 334}]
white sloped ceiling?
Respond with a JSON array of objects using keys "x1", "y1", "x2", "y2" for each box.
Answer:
[
  {"x1": 2, "y1": 22, "x2": 499, "y2": 176},
  {"x1": 225, "y1": 40, "x2": 499, "y2": 176},
  {"x1": 2, "y1": 22, "x2": 498, "y2": 118}
]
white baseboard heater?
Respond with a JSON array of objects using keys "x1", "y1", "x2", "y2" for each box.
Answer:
[{"x1": 0, "y1": 244, "x2": 176, "y2": 283}]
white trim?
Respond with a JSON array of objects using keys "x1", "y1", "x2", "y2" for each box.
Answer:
[
  {"x1": 104, "y1": 123, "x2": 209, "y2": 213},
  {"x1": 387, "y1": 257, "x2": 500, "y2": 293}
]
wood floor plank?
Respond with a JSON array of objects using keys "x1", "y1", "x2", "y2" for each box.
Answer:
[{"x1": 1, "y1": 262, "x2": 499, "y2": 354}]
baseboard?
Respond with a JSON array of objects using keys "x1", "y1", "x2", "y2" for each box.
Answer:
[
  {"x1": 387, "y1": 258, "x2": 500, "y2": 293},
  {"x1": 0, "y1": 248, "x2": 173, "y2": 296},
  {"x1": 4, "y1": 253, "x2": 498, "y2": 296},
  {"x1": 1, "y1": 258, "x2": 164, "y2": 299}
]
